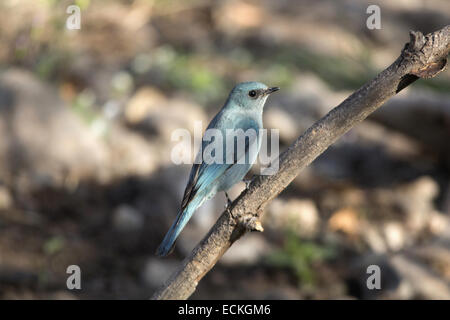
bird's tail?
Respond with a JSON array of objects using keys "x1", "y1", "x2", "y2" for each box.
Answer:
[{"x1": 156, "y1": 203, "x2": 197, "y2": 257}]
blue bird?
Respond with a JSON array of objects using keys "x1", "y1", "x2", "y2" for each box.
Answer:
[{"x1": 156, "y1": 82, "x2": 279, "y2": 256}]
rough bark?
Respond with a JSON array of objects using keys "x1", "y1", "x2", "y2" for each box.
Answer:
[{"x1": 152, "y1": 25, "x2": 450, "y2": 300}]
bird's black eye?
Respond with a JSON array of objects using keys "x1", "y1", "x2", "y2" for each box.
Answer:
[{"x1": 248, "y1": 90, "x2": 257, "y2": 98}]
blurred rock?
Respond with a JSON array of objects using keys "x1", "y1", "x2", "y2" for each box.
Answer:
[
  {"x1": 264, "y1": 108, "x2": 299, "y2": 142},
  {"x1": 328, "y1": 208, "x2": 360, "y2": 237},
  {"x1": 112, "y1": 205, "x2": 144, "y2": 233},
  {"x1": 427, "y1": 211, "x2": 449, "y2": 236},
  {"x1": 396, "y1": 176, "x2": 439, "y2": 232},
  {"x1": 371, "y1": 90, "x2": 450, "y2": 159},
  {"x1": 383, "y1": 222, "x2": 406, "y2": 251},
  {"x1": 66, "y1": 0, "x2": 156, "y2": 65},
  {"x1": 221, "y1": 233, "x2": 271, "y2": 265},
  {"x1": 0, "y1": 185, "x2": 12, "y2": 210},
  {"x1": 352, "y1": 120, "x2": 423, "y2": 160},
  {"x1": 265, "y1": 73, "x2": 346, "y2": 143},
  {"x1": 106, "y1": 124, "x2": 159, "y2": 176},
  {"x1": 265, "y1": 198, "x2": 319, "y2": 237},
  {"x1": 361, "y1": 226, "x2": 388, "y2": 253},
  {"x1": 0, "y1": 69, "x2": 109, "y2": 189},
  {"x1": 124, "y1": 86, "x2": 208, "y2": 142},
  {"x1": 288, "y1": 73, "x2": 347, "y2": 116},
  {"x1": 0, "y1": 69, "x2": 164, "y2": 191},
  {"x1": 214, "y1": 1, "x2": 265, "y2": 34},
  {"x1": 191, "y1": 194, "x2": 223, "y2": 233},
  {"x1": 413, "y1": 243, "x2": 450, "y2": 281},
  {"x1": 142, "y1": 258, "x2": 178, "y2": 288},
  {"x1": 390, "y1": 254, "x2": 450, "y2": 299},
  {"x1": 124, "y1": 87, "x2": 167, "y2": 124}
]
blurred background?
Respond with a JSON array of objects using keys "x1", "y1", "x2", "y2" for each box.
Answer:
[{"x1": 0, "y1": 0, "x2": 449, "y2": 299}]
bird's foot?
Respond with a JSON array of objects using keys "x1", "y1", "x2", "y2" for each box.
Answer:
[
  {"x1": 224, "y1": 192, "x2": 233, "y2": 212},
  {"x1": 243, "y1": 179, "x2": 252, "y2": 189}
]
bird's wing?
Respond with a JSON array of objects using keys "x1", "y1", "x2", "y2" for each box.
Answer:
[{"x1": 180, "y1": 116, "x2": 260, "y2": 211}]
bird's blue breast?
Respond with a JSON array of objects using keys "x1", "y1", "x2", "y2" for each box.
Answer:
[{"x1": 214, "y1": 113, "x2": 262, "y2": 191}]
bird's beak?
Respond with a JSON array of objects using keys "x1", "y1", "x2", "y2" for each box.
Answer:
[{"x1": 264, "y1": 87, "x2": 280, "y2": 95}]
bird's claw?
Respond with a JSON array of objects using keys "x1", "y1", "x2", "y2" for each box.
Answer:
[
  {"x1": 224, "y1": 192, "x2": 233, "y2": 211},
  {"x1": 243, "y1": 179, "x2": 252, "y2": 189}
]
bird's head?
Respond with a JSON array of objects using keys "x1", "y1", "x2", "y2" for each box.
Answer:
[{"x1": 228, "y1": 82, "x2": 279, "y2": 111}]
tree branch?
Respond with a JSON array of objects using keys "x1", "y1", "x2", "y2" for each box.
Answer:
[{"x1": 151, "y1": 25, "x2": 450, "y2": 300}]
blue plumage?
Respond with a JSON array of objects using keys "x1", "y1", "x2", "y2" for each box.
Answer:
[{"x1": 156, "y1": 82, "x2": 279, "y2": 256}]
